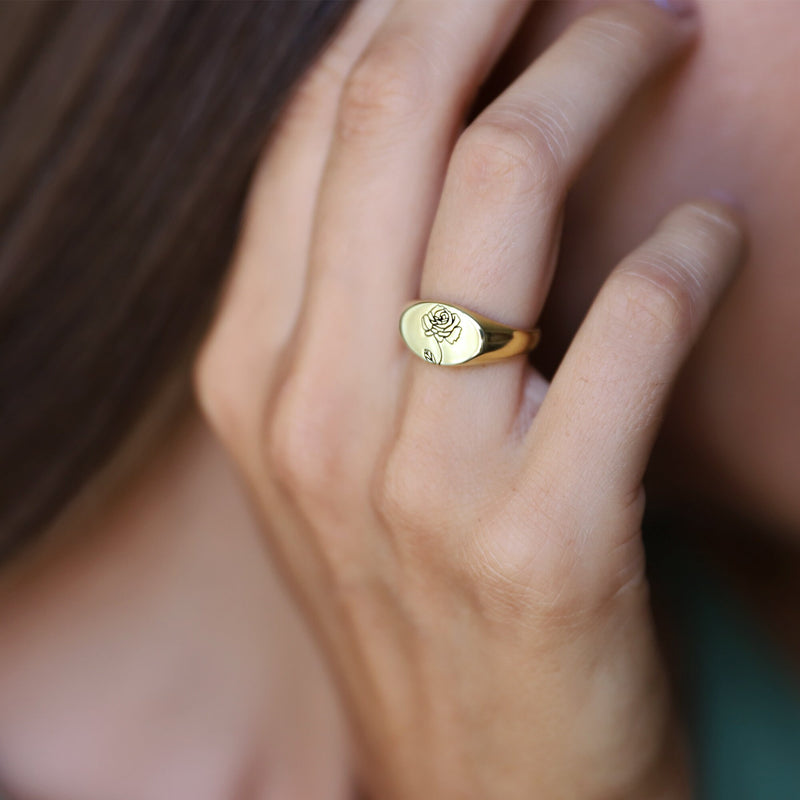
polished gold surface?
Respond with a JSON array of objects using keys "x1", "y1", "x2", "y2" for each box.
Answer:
[{"x1": 400, "y1": 301, "x2": 540, "y2": 366}]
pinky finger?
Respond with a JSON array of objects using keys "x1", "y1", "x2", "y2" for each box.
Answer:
[{"x1": 527, "y1": 199, "x2": 746, "y2": 530}]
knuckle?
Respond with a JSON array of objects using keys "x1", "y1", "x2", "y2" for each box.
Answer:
[
  {"x1": 464, "y1": 520, "x2": 595, "y2": 631},
  {"x1": 675, "y1": 198, "x2": 746, "y2": 255},
  {"x1": 463, "y1": 498, "x2": 646, "y2": 632},
  {"x1": 275, "y1": 30, "x2": 355, "y2": 135},
  {"x1": 604, "y1": 198, "x2": 745, "y2": 348},
  {"x1": 266, "y1": 373, "x2": 343, "y2": 507},
  {"x1": 571, "y1": 0, "x2": 693, "y2": 66},
  {"x1": 277, "y1": 62, "x2": 342, "y2": 133},
  {"x1": 337, "y1": 34, "x2": 432, "y2": 142},
  {"x1": 453, "y1": 113, "x2": 563, "y2": 202},
  {"x1": 373, "y1": 441, "x2": 454, "y2": 542},
  {"x1": 193, "y1": 332, "x2": 246, "y2": 446},
  {"x1": 572, "y1": 8, "x2": 651, "y2": 60},
  {"x1": 605, "y1": 258, "x2": 699, "y2": 344}
]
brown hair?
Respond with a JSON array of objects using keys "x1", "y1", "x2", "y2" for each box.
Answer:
[{"x1": 0, "y1": 0, "x2": 356, "y2": 560}]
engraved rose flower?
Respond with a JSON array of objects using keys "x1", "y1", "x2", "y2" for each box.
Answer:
[
  {"x1": 421, "y1": 305, "x2": 462, "y2": 344},
  {"x1": 420, "y1": 304, "x2": 463, "y2": 365}
]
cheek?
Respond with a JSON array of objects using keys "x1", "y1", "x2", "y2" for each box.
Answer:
[
  {"x1": 537, "y1": 1, "x2": 800, "y2": 530},
  {"x1": 668, "y1": 290, "x2": 800, "y2": 534}
]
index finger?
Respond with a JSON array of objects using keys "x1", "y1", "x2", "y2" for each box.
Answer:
[{"x1": 527, "y1": 199, "x2": 746, "y2": 532}]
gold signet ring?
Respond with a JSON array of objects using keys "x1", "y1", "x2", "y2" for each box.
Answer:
[{"x1": 400, "y1": 301, "x2": 541, "y2": 366}]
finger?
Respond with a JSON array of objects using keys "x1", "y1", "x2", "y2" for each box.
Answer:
[
  {"x1": 194, "y1": 0, "x2": 390, "y2": 455},
  {"x1": 295, "y1": 0, "x2": 534, "y2": 373},
  {"x1": 232, "y1": 0, "x2": 393, "y2": 339},
  {"x1": 271, "y1": 0, "x2": 535, "y2": 475},
  {"x1": 409, "y1": 0, "x2": 697, "y2": 438},
  {"x1": 528, "y1": 199, "x2": 745, "y2": 532}
]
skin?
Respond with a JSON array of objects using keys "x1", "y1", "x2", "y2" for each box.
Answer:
[
  {"x1": 0, "y1": 1, "x2": 796, "y2": 798},
  {"x1": 520, "y1": 0, "x2": 800, "y2": 533},
  {"x1": 0, "y1": 413, "x2": 353, "y2": 800}
]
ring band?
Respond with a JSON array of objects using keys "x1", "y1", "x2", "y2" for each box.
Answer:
[{"x1": 400, "y1": 301, "x2": 541, "y2": 366}]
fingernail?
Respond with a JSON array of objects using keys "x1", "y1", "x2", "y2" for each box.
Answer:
[
  {"x1": 709, "y1": 188, "x2": 745, "y2": 214},
  {"x1": 651, "y1": 0, "x2": 698, "y2": 17}
]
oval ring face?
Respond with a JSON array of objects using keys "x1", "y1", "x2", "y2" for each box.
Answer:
[{"x1": 400, "y1": 302, "x2": 484, "y2": 366}]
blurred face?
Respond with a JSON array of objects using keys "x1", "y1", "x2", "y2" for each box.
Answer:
[{"x1": 510, "y1": 0, "x2": 800, "y2": 532}]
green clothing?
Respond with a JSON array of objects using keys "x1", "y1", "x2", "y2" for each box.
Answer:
[{"x1": 647, "y1": 518, "x2": 800, "y2": 800}]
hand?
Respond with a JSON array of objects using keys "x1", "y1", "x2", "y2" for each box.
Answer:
[{"x1": 194, "y1": 0, "x2": 744, "y2": 797}]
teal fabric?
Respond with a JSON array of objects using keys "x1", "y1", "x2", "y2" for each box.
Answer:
[{"x1": 646, "y1": 522, "x2": 800, "y2": 800}]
